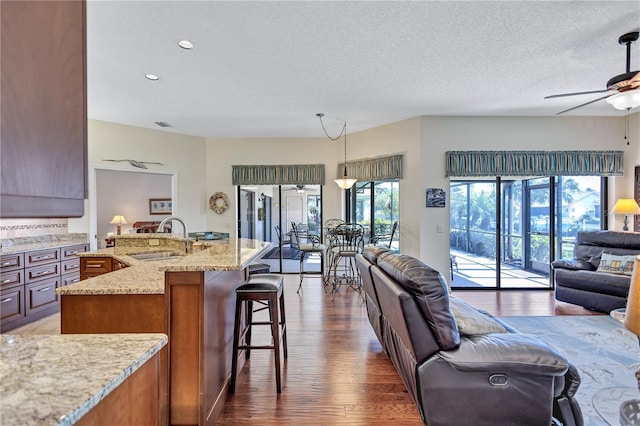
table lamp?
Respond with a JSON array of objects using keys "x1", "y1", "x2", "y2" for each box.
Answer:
[
  {"x1": 621, "y1": 255, "x2": 640, "y2": 424},
  {"x1": 109, "y1": 215, "x2": 127, "y2": 235},
  {"x1": 612, "y1": 199, "x2": 640, "y2": 232}
]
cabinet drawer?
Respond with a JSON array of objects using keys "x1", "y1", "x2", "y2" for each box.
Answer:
[
  {"x1": 25, "y1": 263, "x2": 60, "y2": 283},
  {"x1": 61, "y1": 243, "x2": 89, "y2": 260},
  {"x1": 0, "y1": 253, "x2": 24, "y2": 271},
  {"x1": 25, "y1": 248, "x2": 60, "y2": 267},
  {"x1": 0, "y1": 285, "x2": 25, "y2": 323},
  {"x1": 61, "y1": 273, "x2": 81, "y2": 286},
  {"x1": 0, "y1": 269, "x2": 23, "y2": 288},
  {"x1": 61, "y1": 258, "x2": 81, "y2": 275},
  {"x1": 25, "y1": 278, "x2": 59, "y2": 315},
  {"x1": 80, "y1": 257, "x2": 112, "y2": 276}
]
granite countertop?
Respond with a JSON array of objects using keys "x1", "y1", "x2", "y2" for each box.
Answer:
[
  {"x1": 0, "y1": 333, "x2": 167, "y2": 426},
  {"x1": 56, "y1": 237, "x2": 271, "y2": 296},
  {"x1": 0, "y1": 234, "x2": 89, "y2": 255}
]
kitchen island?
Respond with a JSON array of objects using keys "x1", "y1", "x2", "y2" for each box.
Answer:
[
  {"x1": 0, "y1": 333, "x2": 167, "y2": 426},
  {"x1": 56, "y1": 237, "x2": 270, "y2": 426}
]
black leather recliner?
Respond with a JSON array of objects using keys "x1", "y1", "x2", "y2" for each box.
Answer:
[{"x1": 356, "y1": 247, "x2": 583, "y2": 426}]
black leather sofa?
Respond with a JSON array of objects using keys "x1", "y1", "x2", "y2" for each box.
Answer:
[
  {"x1": 356, "y1": 246, "x2": 582, "y2": 426},
  {"x1": 552, "y1": 230, "x2": 640, "y2": 313}
]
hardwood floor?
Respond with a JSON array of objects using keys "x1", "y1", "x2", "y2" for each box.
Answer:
[{"x1": 5, "y1": 275, "x2": 602, "y2": 424}]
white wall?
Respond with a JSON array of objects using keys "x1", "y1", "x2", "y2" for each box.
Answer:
[
  {"x1": 204, "y1": 137, "x2": 339, "y2": 236},
  {"x1": 418, "y1": 114, "x2": 633, "y2": 278},
  {"x1": 347, "y1": 117, "x2": 422, "y2": 257},
  {"x1": 69, "y1": 120, "x2": 207, "y2": 246},
  {"x1": 69, "y1": 114, "x2": 639, "y2": 280}
]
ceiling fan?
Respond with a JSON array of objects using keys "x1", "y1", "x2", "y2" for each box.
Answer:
[
  {"x1": 545, "y1": 31, "x2": 640, "y2": 115},
  {"x1": 284, "y1": 184, "x2": 308, "y2": 193},
  {"x1": 102, "y1": 159, "x2": 164, "y2": 169}
]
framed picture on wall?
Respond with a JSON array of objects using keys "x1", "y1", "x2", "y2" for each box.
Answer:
[
  {"x1": 149, "y1": 198, "x2": 172, "y2": 215},
  {"x1": 426, "y1": 188, "x2": 446, "y2": 208}
]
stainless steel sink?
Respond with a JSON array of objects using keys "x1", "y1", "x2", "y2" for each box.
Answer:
[{"x1": 128, "y1": 251, "x2": 184, "y2": 261}]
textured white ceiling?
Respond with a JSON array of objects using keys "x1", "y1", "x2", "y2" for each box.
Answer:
[{"x1": 87, "y1": 0, "x2": 640, "y2": 138}]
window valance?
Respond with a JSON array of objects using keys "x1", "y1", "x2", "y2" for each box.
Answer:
[
  {"x1": 338, "y1": 154, "x2": 403, "y2": 181},
  {"x1": 445, "y1": 150, "x2": 623, "y2": 177},
  {"x1": 232, "y1": 164, "x2": 325, "y2": 185}
]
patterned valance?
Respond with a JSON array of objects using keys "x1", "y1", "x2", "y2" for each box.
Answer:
[
  {"x1": 232, "y1": 164, "x2": 325, "y2": 185},
  {"x1": 446, "y1": 150, "x2": 624, "y2": 177},
  {"x1": 338, "y1": 154, "x2": 403, "y2": 181}
]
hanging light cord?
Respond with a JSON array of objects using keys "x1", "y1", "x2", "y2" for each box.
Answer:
[
  {"x1": 317, "y1": 113, "x2": 346, "y2": 141},
  {"x1": 317, "y1": 112, "x2": 349, "y2": 168}
]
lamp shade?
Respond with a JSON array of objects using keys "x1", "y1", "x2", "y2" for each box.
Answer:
[
  {"x1": 611, "y1": 199, "x2": 640, "y2": 215},
  {"x1": 605, "y1": 90, "x2": 640, "y2": 111},
  {"x1": 109, "y1": 215, "x2": 127, "y2": 225},
  {"x1": 624, "y1": 255, "x2": 640, "y2": 336}
]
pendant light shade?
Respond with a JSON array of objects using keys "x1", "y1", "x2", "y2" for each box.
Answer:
[
  {"x1": 334, "y1": 165, "x2": 357, "y2": 190},
  {"x1": 317, "y1": 113, "x2": 357, "y2": 190}
]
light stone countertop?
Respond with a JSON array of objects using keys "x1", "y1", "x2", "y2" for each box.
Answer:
[
  {"x1": 56, "y1": 238, "x2": 271, "y2": 296},
  {"x1": 0, "y1": 234, "x2": 89, "y2": 255},
  {"x1": 0, "y1": 333, "x2": 167, "y2": 426}
]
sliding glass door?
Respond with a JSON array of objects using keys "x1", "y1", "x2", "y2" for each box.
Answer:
[
  {"x1": 238, "y1": 185, "x2": 323, "y2": 274},
  {"x1": 451, "y1": 176, "x2": 605, "y2": 289}
]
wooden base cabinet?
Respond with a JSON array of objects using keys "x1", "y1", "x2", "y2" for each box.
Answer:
[
  {"x1": 60, "y1": 268, "x2": 247, "y2": 425},
  {"x1": 0, "y1": 243, "x2": 88, "y2": 332}
]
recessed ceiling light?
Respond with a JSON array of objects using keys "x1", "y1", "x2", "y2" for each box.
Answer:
[
  {"x1": 177, "y1": 40, "x2": 194, "y2": 50},
  {"x1": 145, "y1": 74, "x2": 159, "y2": 81}
]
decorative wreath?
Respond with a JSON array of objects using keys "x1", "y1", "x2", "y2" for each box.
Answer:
[{"x1": 209, "y1": 192, "x2": 229, "y2": 214}]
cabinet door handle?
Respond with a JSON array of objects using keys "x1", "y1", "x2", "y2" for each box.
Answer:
[
  {"x1": 2, "y1": 278, "x2": 15, "y2": 284},
  {"x1": 66, "y1": 251, "x2": 79, "y2": 255},
  {"x1": 1, "y1": 297, "x2": 12, "y2": 303},
  {"x1": 37, "y1": 287, "x2": 51, "y2": 292},
  {"x1": 33, "y1": 270, "x2": 54, "y2": 277},
  {"x1": 2, "y1": 261, "x2": 14, "y2": 266},
  {"x1": 33, "y1": 255, "x2": 53, "y2": 261},
  {"x1": 66, "y1": 264, "x2": 79, "y2": 270},
  {"x1": 86, "y1": 264, "x2": 103, "y2": 268},
  {"x1": 69, "y1": 278, "x2": 79, "y2": 284}
]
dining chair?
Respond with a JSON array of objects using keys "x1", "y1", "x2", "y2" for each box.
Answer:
[
  {"x1": 369, "y1": 221, "x2": 398, "y2": 250},
  {"x1": 327, "y1": 223, "x2": 365, "y2": 299},
  {"x1": 291, "y1": 222, "x2": 325, "y2": 293}
]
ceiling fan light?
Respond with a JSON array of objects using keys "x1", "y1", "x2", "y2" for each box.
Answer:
[{"x1": 606, "y1": 90, "x2": 640, "y2": 110}]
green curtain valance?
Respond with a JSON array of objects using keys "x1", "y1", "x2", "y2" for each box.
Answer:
[
  {"x1": 445, "y1": 150, "x2": 624, "y2": 177},
  {"x1": 338, "y1": 154, "x2": 403, "y2": 181},
  {"x1": 232, "y1": 164, "x2": 325, "y2": 185}
]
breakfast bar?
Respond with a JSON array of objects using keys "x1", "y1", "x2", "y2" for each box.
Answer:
[{"x1": 56, "y1": 237, "x2": 270, "y2": 426}]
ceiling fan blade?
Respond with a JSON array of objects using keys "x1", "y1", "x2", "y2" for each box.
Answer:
[
  {"x1": 555, "y1": 94, "x2": 612, "y2": 115},
  {"x1": 545, "y1": 89, "x2": 610, "y2": 99},
  {"x1": 615, "y1": 71, "x2": 640, "y2": 90}
]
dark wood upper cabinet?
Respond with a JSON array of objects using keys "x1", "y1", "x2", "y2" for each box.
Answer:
[{"x1": 1, "y1": 0, "x2": 87, "y2": 218}]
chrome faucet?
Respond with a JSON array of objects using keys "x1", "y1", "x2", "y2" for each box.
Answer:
[
  {"x1": 156, "y1": 216, "x2": 188, "y2": 239},
  {"x1": 156, "y1": 216, "x2": 192, "y2": 253}
]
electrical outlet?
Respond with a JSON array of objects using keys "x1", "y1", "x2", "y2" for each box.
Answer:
[{"x1": 436, "y1": 224, "x2": 443, "y2": 233}]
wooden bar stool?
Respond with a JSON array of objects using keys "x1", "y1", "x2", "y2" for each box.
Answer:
[{"x1": 230, "y1": 273, "x2": 287, "y2": 393}]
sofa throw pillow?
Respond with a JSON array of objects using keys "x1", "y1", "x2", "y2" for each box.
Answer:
[
  {"x1": 595, "y1": 252, "x2": 636, "y2": 276},
  {"x1": 449, "y1": 297, "x2": 507, "y2": 336}
]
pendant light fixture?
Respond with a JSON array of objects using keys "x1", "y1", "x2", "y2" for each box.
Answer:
[{"x1": 317, "y1": 113, "x2": 357, "y2": 190}]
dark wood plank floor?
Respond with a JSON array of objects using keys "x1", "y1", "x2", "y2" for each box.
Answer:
[
  {"x1": 7, "y1": 273, "x2": 601, "y2": 424},
  {"x1": 216, "y1": 275, "x2": 601, "y2": 425}
]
